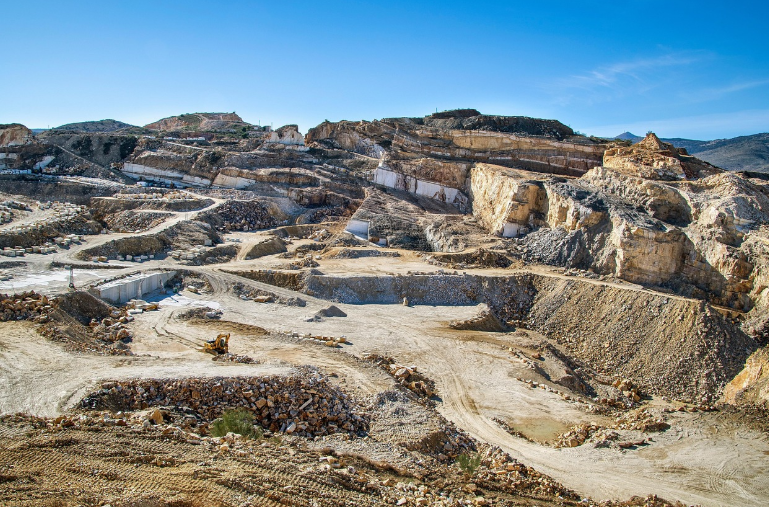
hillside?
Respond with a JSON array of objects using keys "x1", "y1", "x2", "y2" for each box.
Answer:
[
  {"x1": 144, "y1": 112, "x2": 250, "y2": 132},
  {"x1": 615, "y1": 131, "x2": 769, "y2": 172},
  {"x1": 52, "y1": 119, "x2": 136, "y2": 133}
]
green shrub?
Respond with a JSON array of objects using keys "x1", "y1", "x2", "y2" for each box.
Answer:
[
  {"x1": 456, "y1": 452, "x2": 481, "y2": 475},
  {"x1": 210, "y1": 409, "x2": 261, "y2": 439}
]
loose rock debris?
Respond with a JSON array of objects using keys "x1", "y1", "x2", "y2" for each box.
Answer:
[{"x1": 80, "y1": 369, "x2": 370, "y2": 437}]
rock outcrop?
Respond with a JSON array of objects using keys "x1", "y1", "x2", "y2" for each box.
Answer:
[
  {"x1": 306, "y1": 110, "x2": 610, "y2": 207},
  {"x1": 722, "y1": 346, "x2": 769, "y2": 406},
  {"x1": 468, "y1": 143, "x2": 769, "y2": 313},
  {"x1": 603, "y1": 133, "x2": 721, "y2": 180},
  {"x1": 145, "y1": 112, "x2": 247, "y2": 132},
  {"x1": 0, "y1": 123, "x2": 33, "y2": 147}
]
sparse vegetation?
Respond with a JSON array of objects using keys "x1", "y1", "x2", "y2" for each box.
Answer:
[
  {"x1": 456, "y1": 452, "x2": 481, "y2": 475},
  {"x1": 209, "y1": 408, "x2": 261, "y2": 439}
]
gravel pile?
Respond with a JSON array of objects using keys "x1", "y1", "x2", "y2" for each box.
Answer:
[{"x1": 526, "y1": 277, "x2": 758, "y2": 403}]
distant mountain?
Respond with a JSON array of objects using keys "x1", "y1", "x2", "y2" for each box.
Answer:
[
  {"x1": 615, "y1": 132, "x2": 642, "y2": 143},
  {"x1": 614, "y1": 132, "x2": 769, "y2": 173},
  {"x1": 52, "y1": 119, "x2": 136, "y2": 133}
]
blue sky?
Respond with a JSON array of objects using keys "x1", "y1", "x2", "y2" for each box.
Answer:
[{"x1": 2, "y1": 0, "x2": 767, "y2": 139}]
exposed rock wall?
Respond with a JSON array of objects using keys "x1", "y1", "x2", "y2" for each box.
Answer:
[
  {"x1": 722, "y1": 346, "x2": 769, "y2": 406},
  {"x1": 469, "y1": 142, "x2": 769, "y2": 312},
  {"x1": 469, "y1": 164, "x2": 545, "y2": 237},
  {"x1": 306, "y1": 112, "x2": 609, "y2": 205},
  {"x1": 0, "y1": 124, "x2": 33, "y2": 147},
  {"x1": 604, "y1": 133, "x2": 721, "y2": 180}
]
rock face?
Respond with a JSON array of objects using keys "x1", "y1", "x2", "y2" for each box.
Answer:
[
  {"x1": 469, "y1": 164, "x2": 545, "y2": 237},
  {"x1": 0, "y1": 123, "x2": 33, "y2": 147},
  {"x1": 467, "y1": 145, "x2": 769, "y2": 314},
  {"x1": 722, "y1": 346, "x2": 769, "y2": 406},
  {"x1": 604, "y1": 133, "x2": 721, "y2": 180},
  {"x1": 305, "y1": 110, "x2": 609, "y2": 207}
]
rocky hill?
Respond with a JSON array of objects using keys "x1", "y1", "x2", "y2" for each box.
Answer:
[
  {"x1": 0, "y1": 123, "x2": 33, "y2": 147},
  {"x1": 615, "y1": 131, "x2": 769, "y2": 173},
  {"x1": 144, "y1": 112, "x2": 250, "y2": 132},
  {"x1": 51, "y1": 119, "x2": 136, "y2": 133}
]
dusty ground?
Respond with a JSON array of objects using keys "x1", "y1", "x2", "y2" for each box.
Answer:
[{"x1": 0, "y1": 190, "x2": 767, "y2": 506}]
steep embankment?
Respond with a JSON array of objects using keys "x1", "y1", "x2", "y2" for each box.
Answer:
[{"x1": 527, "y1": 277, "x2": 755, "y2": 403}]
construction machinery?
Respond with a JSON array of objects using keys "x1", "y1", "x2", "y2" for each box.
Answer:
[{"x1": 203, "y1": 333, "x2": 230, "y2": 355}]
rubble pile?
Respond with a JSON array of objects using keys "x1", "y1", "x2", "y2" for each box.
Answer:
[
  {"x1": 364, "y1": 355, "x2": 436, "y2": 399},
  {"x1": 80, "y1": 370, "x2": 370, "y2": 437},
  {"x1": 613, "y1": 409, "x2": 671, "y2": 433},
  {"x1": 0, "y1": 291, "x2": 52, "y2": 322},
  {"x1": 3, "y1": 199, "x2": 30, "y2": 211},
  {"x1": 0, "y1": 202, "x2": 98, "y2": 250},
  {"x1": 280, "y1": 255, "x2": 320, "y2": 270},
  {"x1": 39, "y1": 291, "x2": 133, "y2": 355},
  {"x1": 199, "y1": 199, "x2": 276, "y2": 232},
  {"x1": 0, "y1": 234, "x2": 81, "y2": 257},
  {"x1": 171, "y1": 244, "x2": 238, "y2": 265},
  {"x1": 293, "y1": 331, "x2": 348, "y2": 347},
  {"x1": 103, "y1": 210, "x2": 172, "y2": 233},
  {"x1": 233, "y1": 282, "x2": 306, "y2": 306},
  {"x1": 449, "y1": 306, "x2": 507, "y2": 332},
  {"x1": 0, "y1": 200, "x2": 26, "y2": 224},
  {"x1": 553, "y1": 408, "x2": 671, "y2": 449},
  {"x1": 88, "y1": 309, "x2": 134, "y2": 344},
  {"x1": 328, "y1": 248, "x2": 400, "y2": 259},
  {"x1": 467, "y1": 445, "x2": 581, "y2": 501},
  {"x1": 553, "y1": 423, "x2": 605, "y2": 448},
  {"x1": 115, "y1": 191, "x2": 195, "y2": 201},
  {"x1": 211, "y1": 352, "x2": 258, "y2": 364},
  {"x1": 431, "y1": 248, "x2": 514, "y2": 269},
  {"x1": 611, "y1": 378, "x2": 643, "y2": 403}
]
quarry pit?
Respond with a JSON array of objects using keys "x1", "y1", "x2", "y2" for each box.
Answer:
[{"x1": 1, "y1": 114, "x2": 768, "y2": 507}]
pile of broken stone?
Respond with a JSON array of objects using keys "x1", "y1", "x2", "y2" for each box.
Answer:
[
  {"x1": 0, "y1": 291, "x2": 53, "y2": 322},
  {"x1": 80, "y1": 368, "x2": 370, "y2": 438},
  {"x1": 88, "y1": 309, "x2": 133, "y2": 344},
  {"x1": 365, "y1": 354, "x2": 436, "y2": 399},
  {"x1": 202, "y1": 200, "x2": 276, "y2": 232}
]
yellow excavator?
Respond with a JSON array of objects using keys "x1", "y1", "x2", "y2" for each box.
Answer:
[{"x1": 203, "y1": 333, "x2": 230, "y2": 355}]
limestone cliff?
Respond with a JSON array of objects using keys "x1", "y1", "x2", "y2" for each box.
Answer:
[
  {"x1": 468, "y1": 154, "x2": 769, "y2": 312},
  {"x1": 306, "y1": 111, "x2": 610, "y2": 201},
  {"x1": 723, "y1": 346, "x2": 769, "y2": 406}
]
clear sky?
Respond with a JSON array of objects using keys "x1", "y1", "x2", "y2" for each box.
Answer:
[{"x1": 2, "y1": 0, "x2": 767, "y2": 140}]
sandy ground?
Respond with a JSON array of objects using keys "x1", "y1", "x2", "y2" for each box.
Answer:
[{"x1": 0, "y1": 201, "x2": 767, "y2": 506}]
